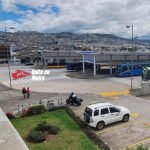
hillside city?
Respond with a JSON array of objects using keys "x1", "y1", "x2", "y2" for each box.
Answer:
[{"x1": 0, "y1": 31, "x2": 150, "y2": 53}]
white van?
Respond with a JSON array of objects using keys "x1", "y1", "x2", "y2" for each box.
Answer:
[{"x1": 84, "y1": 102, "x2": 131, "y2": 130}]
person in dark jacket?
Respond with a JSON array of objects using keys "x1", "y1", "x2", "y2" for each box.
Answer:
[
  {"x1": 26, "y1": 87, "x2": 30, "y2": 98},
  {"x1": 69, "y1": 92, "x2": 77, "y2": 104},
  {"x1": 22, "y1": 87, "x2": 26, "y2": 99}
]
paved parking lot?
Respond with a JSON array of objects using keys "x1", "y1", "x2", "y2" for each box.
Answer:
[{"x1": 70, "y1": 94, "x2": 150, "y2": 150}]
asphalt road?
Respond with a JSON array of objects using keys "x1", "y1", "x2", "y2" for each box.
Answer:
[{"x1": 0, "y1": 66, "x2": 130, "y2": 93}]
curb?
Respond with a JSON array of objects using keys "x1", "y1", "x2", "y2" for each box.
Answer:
[{"x1": 0, "y1": 107, "x2": 29, "y2": 150}]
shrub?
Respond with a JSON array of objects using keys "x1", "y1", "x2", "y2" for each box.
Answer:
[
  {"x1": 136, "y1": 145, "x2": 148, "y2": 150},
  {"x1": 27, "y1": 129, "x2": 46, "y2": 143},
  {"x1": 20, "y1": 108, "x2": 30, "y2": 117},
  {"x1": 6, "y1": 112, "x2": 16, "y2": 119},
  {"x1": 36, "y1": 120, "x2": 48, "y2": 131},
  {"x1": 30, "y1": 105, "x2": 47, "y2": 115},
  {"x1": 126, "y1": 145, "x2": 148, "y2": 150},
  {"x1": 35, "y1": 119, "x2": 60, "y2": 135},
  {"x1": 27, "y1": 121, "x2": 59, "y2": 143},
  {"x1": 47, "y1": 125, "x2": 60, "y2": 134},
  {"x1": 48, "y1": 106, "x2": 67, "y2": 112},
  {"x1": 21, "y1": 105, "x2": 47, "y2": 117}
]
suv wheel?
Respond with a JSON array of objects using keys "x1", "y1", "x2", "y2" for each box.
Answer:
[
  {"x1": 96, "y1": 121, "x2": 105, "y2": 130},
  {"x1": 122, "y1": 114, "x2": 129, "y2": 122}
]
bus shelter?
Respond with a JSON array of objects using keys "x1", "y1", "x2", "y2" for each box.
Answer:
[{"x1": 75, "y1": 51, "x2": 98, "y2": 76}]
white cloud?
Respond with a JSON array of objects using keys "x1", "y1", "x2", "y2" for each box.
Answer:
[
  {"x1": 0, "y1": 0, "x2": 150, "y2": 38},
  {"x1": 0, "y1": 0, "x2": 17, "y2": 12}
]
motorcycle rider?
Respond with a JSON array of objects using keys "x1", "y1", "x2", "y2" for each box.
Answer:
[
  {"x1": 66, "y1": 92, "x2": 82, "y2": 106},
  {"x1": 69, "y1": 92, "x2": 77, "y2": 104}
]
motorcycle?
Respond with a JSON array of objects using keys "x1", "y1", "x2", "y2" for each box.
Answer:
[{"x1": 66, "y1": 94, "x2": 83, "y2": 106}]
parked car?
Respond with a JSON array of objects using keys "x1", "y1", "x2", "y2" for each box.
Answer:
[{"x1": 84, "y1": 102, "x2": 131, "y2": 130}]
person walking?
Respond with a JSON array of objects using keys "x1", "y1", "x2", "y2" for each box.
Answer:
[
  {"x1": 26, "y1": 87, "x2": 30, "y2": 98},
  {"x1": 22, "y1": 87, "x2": 26, "y2": 99}
]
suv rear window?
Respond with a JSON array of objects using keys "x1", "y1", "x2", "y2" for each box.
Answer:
[
  {"x1": 101, "y1": 108, "x2": 109, "y2": 115},
  {"x1": 85, "y1": 107, "x2": 92, "y2": 116}
]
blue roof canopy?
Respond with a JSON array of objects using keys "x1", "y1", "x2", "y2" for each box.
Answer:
[{"x1": 75, "y1": 50, "x2": 97, "y2": 63}]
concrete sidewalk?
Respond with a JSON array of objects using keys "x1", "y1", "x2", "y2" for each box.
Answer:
[
  {"x1": 0, "y1": 107, "x2": 29, "y2": 150},
  {"x1": 0, "y1": 89, "x2": 59, "y2": 113}
]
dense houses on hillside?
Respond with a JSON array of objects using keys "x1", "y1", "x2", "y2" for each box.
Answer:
[{"x1": 0, "y1": 31, "x2": 148, "y2": 52}]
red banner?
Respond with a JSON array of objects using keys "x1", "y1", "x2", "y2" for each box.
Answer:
[{"x1": 12, "y1": 70, "x2": 31, "y2": 80}]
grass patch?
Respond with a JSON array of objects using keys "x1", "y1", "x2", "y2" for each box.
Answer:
[{"x1": 11, "y1": 109, "x2": 99, "y2": 150}]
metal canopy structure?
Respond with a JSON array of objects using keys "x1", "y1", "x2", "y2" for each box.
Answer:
[
  {"x1": 75, "y1": 50, "x2": 98, "y2": 63},
  {"x1": 75, "y1": 50, "x2": 150, "y2": 76},
  {"x1": 75, "y1": 50, "x2": 98, "y2": 76}
]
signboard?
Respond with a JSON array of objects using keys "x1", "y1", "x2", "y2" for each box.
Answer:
[{"x1": 12, "y1": 70, "x2": 31, "y2": 80}]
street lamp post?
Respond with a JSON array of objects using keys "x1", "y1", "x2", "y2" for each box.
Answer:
[
  {"x1": 126, "y1": 25, "x2": 134, "y2": 91},
  {"x1": 5, "y1": 27, "x2": 15, "y2": 89}
]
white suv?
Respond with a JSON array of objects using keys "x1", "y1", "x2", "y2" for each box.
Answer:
[{"x1": 84, "y1": 102, "x2": 131, "y2": 130}]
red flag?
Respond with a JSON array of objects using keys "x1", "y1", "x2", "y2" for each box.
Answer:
[{"x1": 12, "y1": 70, "x2": 31, "y2": 80}]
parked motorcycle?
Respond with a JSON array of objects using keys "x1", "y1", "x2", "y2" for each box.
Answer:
[{"x1": 66, "y1": 92, "x2": 83, "y2": 106}]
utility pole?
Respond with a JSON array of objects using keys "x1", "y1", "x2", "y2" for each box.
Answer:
[
  {"x1": 126, "y1": 25, "x2": 134, "y2": 91},
  {"x1": 4, "y1": 27, "x2": 15, "y2": 89},
  {"x1": 5, "y1": 27, "x2": 12, "y2": 89}
]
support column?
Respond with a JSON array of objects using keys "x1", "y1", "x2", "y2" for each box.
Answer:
[
  {"x1": 93, "y1": 55, "x2": 96, "y2": 76},
  {"x1": 110, "y1": 54, "x2": 113, "y2": 75},
  {"x1": 110, "y1": 64, "x2": 112, "y2": 75},
  {"x1": 149, "y1": 55, "x2": 150, "y2": 62},
  {"x1": 82, "y1": 55, "x2": 85, "y2": 73},
  {"x1": 97, "y1": 64, "x2": 101, "y2": 72}
]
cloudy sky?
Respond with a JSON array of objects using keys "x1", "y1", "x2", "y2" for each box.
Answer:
[{"x1": 0, "y1": 0, "x2": 150, "y2": 38}]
